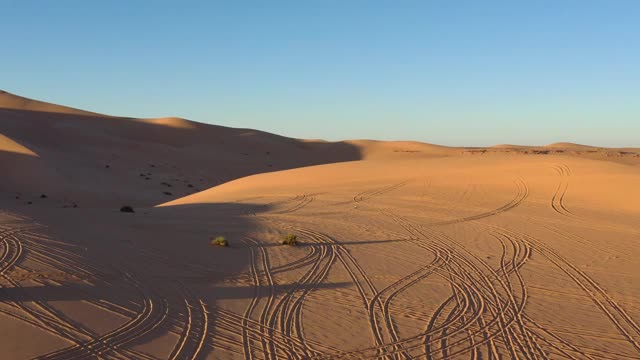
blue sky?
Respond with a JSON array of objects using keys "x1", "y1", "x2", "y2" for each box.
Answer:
[{"x1": 2, "y1": 1, "x2": 638, "y2": 146}]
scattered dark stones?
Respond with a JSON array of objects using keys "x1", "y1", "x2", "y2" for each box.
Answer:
[
  {"x1": 27, "y1": 201, "x2": 32, "y2": 205},
  {"x1": 145, "y1": 177, "x2": 151, "y2": 180},
  {"x1": 150, "y1": 164, "x2": 155, "y2": 167},
  {"x1": 163, "y1": 191, "x2": 172, "y2": 195},
  {"x1": 40, "y1": 194, "x2": 47, "y2": 199},
  {"x1": 187, "y1": 184, "x2": 193, "y2": 188},
  {"x1": 105, "y1": 164, "x2": 110, "y2": 168},
  {"x1": 161, "y1": 182, "x2": 172, "y2": 187},
  {"x1": 120, "y1": 205, "x2": 135, "y2": 213}
]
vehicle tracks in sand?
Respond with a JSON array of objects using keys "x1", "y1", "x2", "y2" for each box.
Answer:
[
  {"x1": 251, "y1": 217, "x2": 338, "y2": 359},
  {"x1": 503, "y1": 226, "x2": 640, "y2": 356},
  {"x1": 35, "y1": 269, "x2": 170, "y2": 360},
  {"x1": 551, "y1": 164, "x2": 578, "y2": 220},
  {"x1": 333, "y1": 180, "x2": 411, "y2": 206},
  {"x1": 547, "y1": 164, "x2": 638, "y2": 236},
  {"x1": 239, "y1": 236, "x2": 336, "y2": 360},
  {"x1": 2, "y1": 229, "x2": 142, "y2": 360},
  {"x1": 4, "y1": 224, "x2": 173, "y2": 360},
  {"x1": 269, "y1": 195, "x2": 316, "y2": 215},
  {"x1": 313, "y1": 202, "x2": 546, "y2": 360},
  {"x1": 167, "y1": 283, "x2": 209, "y2": 360},
  {"x1": 264, "y1": 178, "x2": 536, "y2": 359},
  {"x1": 388, "y1": 213, "x2": 541, "y2": 360},
  {"x1": 426, "y1": 178, "x2": 529, "y2": 226}
]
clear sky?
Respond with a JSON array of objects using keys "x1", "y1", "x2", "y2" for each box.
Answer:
[{"x1": 2, "y1": 1, "x2": 638, "y2": 147}]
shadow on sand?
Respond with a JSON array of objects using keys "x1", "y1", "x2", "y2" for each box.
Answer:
[
  {"x1": 0, "y1": 200, "x2": 367, "y2": 358},
  {"x1": 0, "y1": 107, "x2": 362, "y2": 206}
]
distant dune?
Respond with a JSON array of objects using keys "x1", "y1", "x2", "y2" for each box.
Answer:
[
  {"x1": 490, "y1": 144, "x2": 532, "y2": 149},
  {"x1": 544, "y1": 142, "x2": 602, "y2": 150}
]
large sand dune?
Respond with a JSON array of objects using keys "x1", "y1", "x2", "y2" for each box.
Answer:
[{"x1": 1, "y1": 92, "x2": 639, "y2": 359}]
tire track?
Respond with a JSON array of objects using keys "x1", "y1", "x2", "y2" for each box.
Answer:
[
  {"x1": 428, "y1": 178, "x2": 529, "y2": 226},
  {"x1": 333, "y1": 180, "x2": 411, "y2": 206},
  {"x1": 36, "y1": 270, "x2": 170, "y2": 360},
  {"x1": 258, "y1": 220, "x2": 336, "y2": 359},
  {"x1": 168, "y1": 283, "x2": 210, "y2": 360},
  {"x1": 315, "y1": 206, "x2": 544, "y2": 360},
  {"x1": 500, "y1": 227, "x2": 640, "y2": 354},
  {"x1": 1, "y1": 232, "x2": 117, "y2": 360},
  {"x1": 270, "y1": 195, "x2": 315, "y2": 215},
  {"x1": 551, "y1": 165, "x2": 578, "y2": 219}
]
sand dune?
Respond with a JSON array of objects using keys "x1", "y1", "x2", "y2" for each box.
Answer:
[
  {"x1": 1, "y1": 92, "x2": 640, "y2": 359},
  {"x1": 0, "y1": 91, "x2": 367, "y2": 207},
  {"x1": 544, "y1": 142, "x2": 602, "y2": 150},
  {"x1": 0, "y1": 90, "x2": 103, "y2": 116},
  {"x1": 0, "y1": 133, "x2": 37, "y2": 157}
]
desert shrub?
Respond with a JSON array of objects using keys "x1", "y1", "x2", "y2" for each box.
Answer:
[
  {"x1": 211, "y1": 236, "x2": 228, "y2": 247},
  {"x1": 282, "y1": 234, "x2": 298, "y2": 246},
  {"x1": 120, "y1": 205, "x2": 135, "y2": 213}
]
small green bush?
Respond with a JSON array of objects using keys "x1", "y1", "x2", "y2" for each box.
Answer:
[
  {"x1": 282, "y1": 234, "x2": 298, "y2": 246},
  {"x1": 211, "y1": 236, "x2": 228, "y2": 247}
]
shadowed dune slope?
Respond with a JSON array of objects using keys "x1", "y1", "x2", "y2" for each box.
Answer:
[
  {"x1": 1, "y1": 90, "x2": 638, "y2": 209},
  {"x1": 0, "y1": 91, "x2": 368, "y2": 207}
]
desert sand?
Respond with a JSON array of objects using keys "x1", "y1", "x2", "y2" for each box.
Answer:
[{"x1": 1, "y1": 90, "x2": 639, "y2": 359}]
